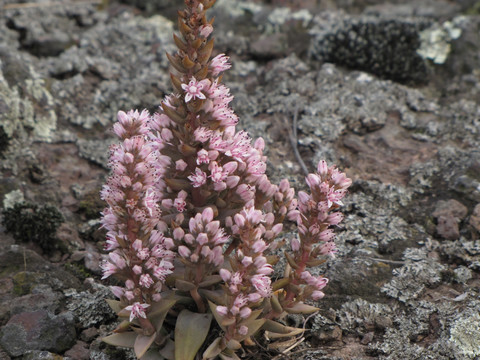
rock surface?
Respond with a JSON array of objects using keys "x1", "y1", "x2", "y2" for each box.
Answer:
[{"x1": 1, "y1": 0, "x2": 479, "y2": 359}]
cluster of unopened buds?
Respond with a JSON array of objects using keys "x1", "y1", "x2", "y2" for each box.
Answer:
[{"x1": 100, "y1": 0, "x2": 351, "y2": 359}]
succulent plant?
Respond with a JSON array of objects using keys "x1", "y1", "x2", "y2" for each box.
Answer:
[{"x1": 100, "y1": 1, "x2": 351, "y2": 359}]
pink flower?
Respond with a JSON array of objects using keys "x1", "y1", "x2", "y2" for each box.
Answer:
[
  {"x1": 193, "y1": 127, "x2": 212, "y2": 142},
  {"x1": 101, "y1": 262, "x2": 118, "y2": 279},
  {"x1": 175, "y1": 159, "x2": 188, "y2": 171},
  {"x1": 178, "y1": 245, "x2": 191, "y2": 258},
  {"x1": 132, "y1": 265, "x2": 142, "y2": 275},
  {"x1": 125, "y1": 302, "x2": 150, "y2": 322},
  {"x1": 110, "y1": 286, "x2": 124, "y2": 299},
  {"x1": 199, "y1": 24, "x2": 213, "y2": 38},
  {"x1": 125, "y1": 279, "x2": 135, "y2": 289},
  {"x1": 239, "y1": 307, "x2": 252, "y2": 319},
  {"x1": 210, "y1": 54, "x2": 231, "y2": 76},
  {"x1": 216, "y1": 306, "x2": 228, "y2": 316},
  {"x1": 248, "y1": 293, "x2": 262, "y2": 302},
  {"x1": 173, "y1": 227, "x2": 185, "y2": 240},
  {"x1": 197, "y1": 149, "x2": 210, "y2": 165},
  {"x1": 291, "y1": 237, "x2": 301, "y2": 251},
  {"x1": 125, "y1": 291, "x2": 135, "y2": 301},
  {"x1": 109, "y1": 252, "x2": 126, "y2": 269},
  {"x1": 327, "y1": 212, "x2": 343, "y2": 225},
  {"x1": 188, "y1": 168, "x2": 207, "y2": 187},
  {"x1": 252, "y1": 240, "x2": 268, "y2": 253},
  {"x1": 139, "y1": 273, "x2": 154, "y2": 288},
  {"x1": 209, "y1": 162, "x2": 227, "y2": 183},
  {"x1": 250, "y1": 274, "x2": 271, "y2": 297},
  {"x1": 219, "y1": 268, "x2": 231, "y2": 282},
  {"x1": 311, "y1": 291, "x2": 325, "y2": 300},
  {"x1": 238, "y1": 325, "x2": 248, "y2": 336},
  {"x1": 181, "y1": 77, "x2": 210, "y2": 102}
]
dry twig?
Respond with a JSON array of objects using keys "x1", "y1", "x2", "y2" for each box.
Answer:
[{"x1": 284, "y1": 106, "x2": 309, "y2": 177}]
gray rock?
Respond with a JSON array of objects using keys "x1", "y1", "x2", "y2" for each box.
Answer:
[
  {"x1": 43, "y1": 12, "x2": 175, "y2": 132},
  {"x1": 0, "y1": 310, "x2": 76, "y2": 357},
  {"x1": 65, "y1": 281, "x2": 116, "y2": 329}
]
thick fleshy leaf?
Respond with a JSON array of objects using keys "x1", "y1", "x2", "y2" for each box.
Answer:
[
  {"x1": 201, "y1": 290, "x2": 225, "y2": 305},
  {"x1": 238, "y1": 309, "x2": 262, "y2": 326},
  {"x1": 284, "y1": 302, "x2": 319, "y2": 314},
  {"x1": 173, "y1": 34, "x2": 187, "y2": 51},
  {"x1": 106, "y1": 299, "x2": 122, "y2": 314},
  {"x1": 264, "y1": 329, "x2": 304, "y2": 339},
  {"x1": 141, "y1": 349, "x2": 167, "y2": 360},
  {"x1": 114, "y1": 320, "x2": 132, "y2": 333},
  {"x1": 149, "y1": 299, "x2": 176, "y2": 331},
  {"x1": 175, "y1": 279, "x2": 196, "y2": 291},
  {"x1": 159, "y1": 338, "x2": 175, "y2": 360},
  {"x1": 174, "y1": 309, "x2": 212, "y2": 360},
  {"x1": 267, "y1": 337, "x2": 300, "y2": 351},
  {"x1": 271, "y1": 278, "x2": 290, "y2": 291},
  {"x1": 305, "y1": 258, "x2": 327, "y2": 267},
  {"x1": 245, "y1": 319, "x2": 265, "y2": 337},
  {"x1": 102, "y1": 332, "x2": 137, "y2": 348},
  {"x1": 149, "y1": 298, "x2": 177, "y2": 318},
  {"x1": 208, "y1": 300, "x2": 234, "y2": 331},
  {"x1": 219, "y1": 352, "x2": 241, "y2": 360},
  {"x1": 198, "y1": 39, "x2": 214, "y2": 64},
  {"x1": 162, "y1": 103, "x2": 186, "y2": 125},
  {"x1": 202, "y1": 337, "x2": 223, "y2": 360},
  {"x1": 198, "y1": 275, "x2": 222, "y2": 288},
  {"x1": 262, "y1": 319, "x2": 304, "y2": 336},
  {"x1": 225, "y1": 339, "x2": 242, "y2": 350},
  {"x1": 166, "y1": 52, "x2": 186, "y2": 72},
  {"x1": 117, "y1": 307, "x2": 132, "y2": 319},
  {"x1": 134, "y1": 333, "x2": 156, "y2": 359},
  {"x1": 284, "y1": 251, "x2": 299, "y2": 269},
  {"x1": 270, "y1": 294, "x2": 283, "y2": 313}
]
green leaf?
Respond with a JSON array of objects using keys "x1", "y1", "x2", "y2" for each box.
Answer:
[
  {"x1": 174, "y1": 309, "x2": 212, "y2": 360},
  {"x1": 102, "y1": 332, "x2": 137, "y2": 348},
  {"x1": 134, "y1": 333, "x2": 156, "y2": 359}
]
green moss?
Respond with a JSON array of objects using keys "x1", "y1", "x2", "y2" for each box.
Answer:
[
  {"x1": 1, "y1": 202, "x2": 64, "y2": 252},
  {"x1": 78, "y1": 189, "x2": 105, "y2": 220},
  {"x1": 64, "y1": 262, "x2": 93, "y2": 281},
  {"x1": 12, "y1": 271, "x2": 37, "y2": 296}
]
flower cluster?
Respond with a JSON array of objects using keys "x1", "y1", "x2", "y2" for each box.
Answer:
[
  {"x1": 282, "y1": 160, "x2": 352, "y2": 306},
  {"x1": 100, "y1": 110, "x2": 175, "y2": 326},
  {"x1": 101, "y1": 0, "x2": 351, "y2": 359}
]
